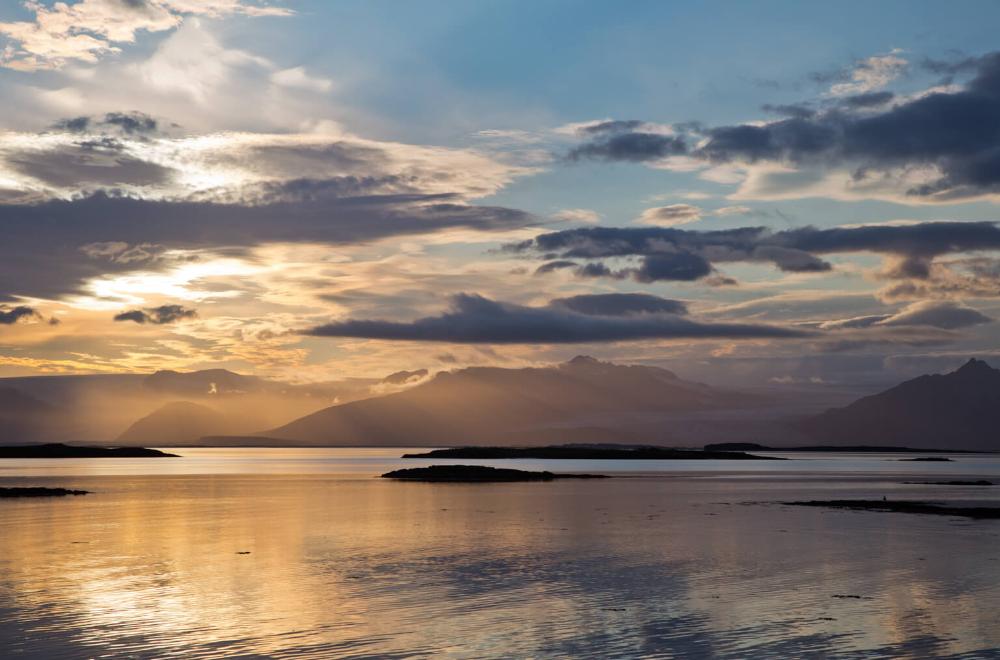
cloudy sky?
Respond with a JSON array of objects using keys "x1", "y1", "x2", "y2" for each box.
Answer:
[{"x1": 2, "y1": 0, "x2": 1000, "y2": 386}]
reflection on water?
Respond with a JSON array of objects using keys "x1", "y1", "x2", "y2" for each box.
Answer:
[{"x1": 1, "y1": 449, "x2": 999, "y2": 658}]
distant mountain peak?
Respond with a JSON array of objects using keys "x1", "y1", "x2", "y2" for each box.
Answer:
[
  {"x1": 567, "y1": 355, "x2": 601, "y2": 365},
  {"x1": 955, "y1": 357, "x2": 995, "y2": 375}
]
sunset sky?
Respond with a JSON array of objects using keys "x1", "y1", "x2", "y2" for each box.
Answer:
[{"x1": 2, "y1": 0, "x2": 1000, "y2": 386}]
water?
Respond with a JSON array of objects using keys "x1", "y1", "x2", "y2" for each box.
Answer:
[{"x1": 1, "y1": 448, "x2": 999, "y2": 658}]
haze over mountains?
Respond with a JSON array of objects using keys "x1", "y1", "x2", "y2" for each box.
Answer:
[
  {"x1": 265, "y1": 356, "x2": 756, "y2": 446},
  {"x1": 1, "y1": 357, "x2": 998, "y2": 451}
]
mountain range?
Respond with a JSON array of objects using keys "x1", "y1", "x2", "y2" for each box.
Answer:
[{"x1": 2, "y1": 356, "x2": 998, "y2": 450}]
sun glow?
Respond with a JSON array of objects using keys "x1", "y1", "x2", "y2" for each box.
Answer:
[{"x1": 73, "y1": 255, "x2": 261, "y2": 309}]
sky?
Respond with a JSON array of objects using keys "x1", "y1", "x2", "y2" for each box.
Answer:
[{"x1": 2, "y1": 0, "x2": 1000, "y2": 387}]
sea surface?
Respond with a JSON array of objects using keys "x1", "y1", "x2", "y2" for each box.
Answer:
[{"x1": 1, "y1": 448, "x2": 999, "y2": 659}]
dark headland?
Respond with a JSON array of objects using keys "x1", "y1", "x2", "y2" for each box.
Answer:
[
  {"x1": 784, "y1": 500, "x2": 1000, "y2": 519},
  {"x1": 705, "y1": 443, "x2": 981, "y2": 454},
  {"x1": 403, "y1": 446, "x2": 779, "y2": 460},
  {"x1": 0, "y1": 443, "x2": 178, "y2": 458},
  {"x1": 0, "y1": 487, "x2": 90, "y2": 498},
  {"x1": 382, "y1": 465, "x2": 609, "y2": 482}
]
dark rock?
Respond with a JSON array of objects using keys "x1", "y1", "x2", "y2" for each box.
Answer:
[
  {"x1": 0, "y1": 443, "x2": 178, "y2": 458},
  {"x1": 381, "y1": 465, "x2": 609, "y2": 482},
  {"x1": 0, "y1": 487, "x2": 89, "y2": 498},
  {"x1": 784, "y1": 500, "x2": 1000, "y2": 519}
]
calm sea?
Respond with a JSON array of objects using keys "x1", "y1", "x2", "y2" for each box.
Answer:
[{"x1": 1, "y1": 448, "x2": 999, "y2": 658}]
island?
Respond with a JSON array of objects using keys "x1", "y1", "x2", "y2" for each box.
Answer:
[
  {"x1": 0, "y1": 443, "x2": 179, "y2": 458},
  {"x1": 402, "y1": 446, "x2": 778, "y2": 460},
  {"x1": 903, "y1": 480, "x2": 993, "y2": 486},
  {"x1": 704, "y1": 443, "x2": 979, "y2": 453},
  {"x1": 899, "y1": 457, "x2": 953, "y2": 462},
  {"x1": 381, "y1": 465, "x2": 609, "y2": 482},
  {"x1": 0, "y1": 487, "x2": 90, "y2": 498},
  {"x1": 783, "y1": 500, "x2": 1000, "y2": 519}
]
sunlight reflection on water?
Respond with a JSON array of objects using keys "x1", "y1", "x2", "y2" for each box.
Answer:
[{"x1": 1, "y1": 449, "x2": 999, "y2": 658}]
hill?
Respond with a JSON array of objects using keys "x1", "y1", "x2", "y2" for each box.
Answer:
[
  {"x1": 799, "y1": 358, "x2": 1000, "y2": 451},
  {"x1": 264, "y1": 356, "x2": 754, "y2": 446},
  {"x1": 116, "y1": 401, "x2": 236, "y2": 446}
]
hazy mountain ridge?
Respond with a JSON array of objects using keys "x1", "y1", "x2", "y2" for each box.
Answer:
[
  {"x1": 800, "y1": 358, "x2": 1000, "y2": 451},
  {"x1": 264, "y1": 356, "x2": 758, "y2": 446},
  {"x1": 0, "y1": 367, "x2": 426, "y2": 445}
]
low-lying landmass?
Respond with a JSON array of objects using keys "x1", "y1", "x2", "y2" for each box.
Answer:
[
  {"x1": 0, "y1": 487, "x2": 90, "y2": 498},
  {"x1": 403, "y1": 445, "x2": 778, "y2": 460},
  {"x1": 382, "y1": 465, "x2": 609, "y2": 482},
  {"x1": 0, "y1": 443, "x2": 178, "y2": 458},
  {"x1": 900, "y1": 457, "x2": 953, "y2": 462},
  {"x1": 903, "y1": 480, "x2": 994, "y2": 486},
  {"x1": 784, "y1": 500, "x2": 1000, "y2": 519},
  {"x1": 705, "y1": 442, "x2": 981, "y2": 453}
]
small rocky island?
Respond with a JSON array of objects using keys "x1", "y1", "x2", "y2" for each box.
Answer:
[
  {"x1": 403, "y1": 445, "x2": 778, "y2": 460},
  {"x1": 784, "y1": 500, "x2": 1000, "y2": 519},
  {"x1": 381, "y1": 465, "x2": 609, "y2": 482},
  {"x1": 0, "y1": 443, "x2": 179, "y2": 458},
  {"x1": 0, "y1": 487, "x2": 90, "y2": 498}
]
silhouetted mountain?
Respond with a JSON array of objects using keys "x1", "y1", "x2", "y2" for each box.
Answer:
[
  {"x1": 265, "y1": 356, "x2": 754, "y2": 446},
  {"x1": 800, "y1": 358, "x2": 1000, "y2": 450},
  {"x1": 116, "y1": 401, "x2": 235, "y2": 445}
]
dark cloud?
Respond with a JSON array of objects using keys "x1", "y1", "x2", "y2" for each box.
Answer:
[
  {"x1": 563, "y1": 52, "x2": 1000, "y2": 199},
  {"x1": 305, "y1": 293, "x2": 807, "y2": 344},
  {"x1": 0, "y1": 193, "x2": 534, "y2": 299},
  {"x1": 513, "y1": 222, "x2": 1000, "y2": 283},
  {"x1": 101, "y1": 112, "x2": 158, "y2": 135},
  {"x1": 549, "y1": 293, "x2": 688, "y2": 316},
  {"x1": 761, "y1": 103, "x2": 816, "y2": 118},
  {"x1": 534, "y1": 260, "x2": 578, "y2": 275},
  {"x1": 53, "y1": 112, "x2": 159, "y2": 135},
  {"x1": 634, "y1": 252, "x2": 713, "y2": 282},
  {"x1": 113, "y1": 304, "x2": 198, "y2": 325},
  {"x1": 8, "y1": 149, "x2": 174, "y2": 188},
  {"x1": 579, "y1": 120, "x2": 645, "y2": 134},
  {"x1": 0, "y1": 305, "x2": 41, "y2": 325},
  {"x1": 697, "y1": 52, "x2": 1000, "y2": 199},
  {"x1": 566, "y1": 132, "x2": 687, "y2": 163},
  {"x1": 841, "y1": 91, "x2": 894, "y2": 108}
]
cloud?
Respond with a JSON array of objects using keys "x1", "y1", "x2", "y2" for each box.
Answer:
[
  {"x1": 549, "y1": 293, "x2": 688, "y2": 316},
  {"x1": 0, "y1": 106, "x2": 539, "y2": 300},
  {"x1": 0, "y1": 119, "x2": 533, "y2": 203},
  {"x1": 840, "y1": 91, "x2": 895, "y2": 108},
  {"x1": 552, "y1": 208, "x2": 601, "y2": 224},
  {"x1": 697, "y1": 51, "x2": 1000, "y2": 201},
  {"x1": 561, "y1": 51, "x2": 1000, "y2": 202},
  {"x1": 878, "y1": 300, "x2": 993, "y2": 329},
  {"x1": 0, "y1": 0, "x2": 292, "y2": 70},
  {"x1": 513, "y1": 221, "x2": 1000, "y2": 284},
  {"x1": 565, "y1": 119, "x2": 687, "y2": 163},
  {"x1": 0, "y1": 192, "x2": 535, "y2": 300},
  {"x1": 818, "y1": 300, "x2": 991, "y2": 331},
  {"x1": 826, "y1": 51, "x2": 908, "y2": 97},
  {"x1": 0, "y1": 305, "x2": 41, "y2": 325},
  {"x1": 113, "y1": 304, "x2": 197, "y2": 324},
  {"x1": 637, "y1": 204, "x2": 702, "y2": 227},
  {"x1": 305, "y1": 293, "x2": 807, "y2": 344}
]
